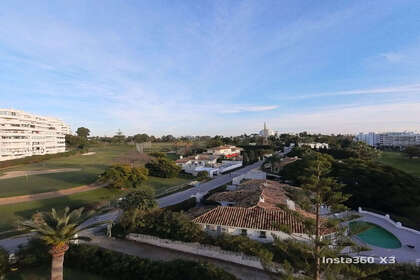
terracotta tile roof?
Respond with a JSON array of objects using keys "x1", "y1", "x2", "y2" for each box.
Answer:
[
  {"x1": 193, "y1": 206, "x2": 306, "y2": 233},
  {"x1": 175, "y1": 157, "x2": 192, "y2": 164},
  {"x1": 200, "y1": 180, "x2": 336, "y2": 235}
]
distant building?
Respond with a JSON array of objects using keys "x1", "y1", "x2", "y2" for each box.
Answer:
[
  {"x1": 298, "y1": 142, "x2": 329, "y2": 149},
  {"x1": 356, "y1": 132, "x2": 420, "y2": 147},
  {"x1": 259, "y1": 122, "x2": 275, "y2": 138},
  {"x1": 206, "y1": 145, "x2": 241, "y2": 158},
  {"x1": 175, "y1": 154, "x2": 242, "y2": 177},
  {"x1": 0, "y1": 109, "x2": 70, "y2": 161}
]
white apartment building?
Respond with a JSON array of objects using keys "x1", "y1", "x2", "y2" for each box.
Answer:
[
  {"x1": 298, "y1": 142, "x2": 329, "y2": 149},
  {"x1": 0, "y1": 109, "x2": 71, "y2": 161},
  {"x1": 356, "y1": 132, "x2": 420, "y2": 147}
]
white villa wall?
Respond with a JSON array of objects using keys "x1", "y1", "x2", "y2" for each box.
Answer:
[
  {"x1": 127, "y1": 233, "x2": 265, "y2": 270},
  {"x1": 199, "y1": 223, "x2": 309, "y2": 243},
  {"x1": 218, "y1": 161, "x2": 242, "y2": 173},
  {"x1": 358, "y1": 207, "x2": 420, "y2": 236}
]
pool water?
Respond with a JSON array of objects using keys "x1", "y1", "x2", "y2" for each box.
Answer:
[{"x1": 350, "y1": 221, "x2": 402, "y2": 249}]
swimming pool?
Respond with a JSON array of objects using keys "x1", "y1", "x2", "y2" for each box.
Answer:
[{"x1": 349, "y1": 221, "x2": 402, "y2": 249}]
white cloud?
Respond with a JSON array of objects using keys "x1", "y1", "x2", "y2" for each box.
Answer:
[
  {"x1": 262, "y1": 102, "x2": 420, "y2": 135},
  {"x1": 220, "y1": 105, "x2": 278, "y2": 114},
  {"x1": 290, "y1": 83, "x2": 420, "y2": 100},
  {"x1": 380, "y1": 52, "x2": 405, "y2": 63}
]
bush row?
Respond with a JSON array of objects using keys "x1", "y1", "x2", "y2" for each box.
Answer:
[
  {"x1": 164, "y1": 197, "x2": 197, "y2": 212},
  {"x1": 65, "y1": 244, "x2": 237, "y2": 280},
  {"x1": 0, "y1": 150, "x2": 82, "y2": 169}
]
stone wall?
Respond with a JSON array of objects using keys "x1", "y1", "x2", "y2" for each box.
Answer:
[{"x1": 126, "y1": 233, "x2": 265, "y2": 270}]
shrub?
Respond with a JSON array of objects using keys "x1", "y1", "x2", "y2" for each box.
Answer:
[
  {"x1": 99, "y1": 164, "x2": 148, "y2": 189},
  {"x1": 145, "y1": 158, "x2": 181, "y2": 178},
  {"x1": 205, "y1": 234, "x2": 271, "y2": 259},
  {"x1": 0, "y1": 247, "x2": 8, "y2": 280},
  {"x1": 118, "y1": 186, "x2": 157, "y2": 211},
  {"x1": 196, "y1": 171, "x2": 209, "y2": 180},
  {"x1": 149, "y1": 152, "x2": 166, "y2": 158},
  {"x1": 164, "y1": 197, "x2": 197, "y2": 212},
  {"x1": 120, "y1": 208, "x2": 204, "y2": 242},
  {"x1": 15, "y1": 239, "x2": 50, "y2": 268}
]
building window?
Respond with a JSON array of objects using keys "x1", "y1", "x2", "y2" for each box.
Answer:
[
  {"x1": 241, "y1": 229, "x2": 247, "y2": 236},
  {"x1": 259, "y1": 231, "x2": 267, "y2": 239}
]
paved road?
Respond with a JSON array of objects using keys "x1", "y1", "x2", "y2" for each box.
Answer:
[{"x1": 157, "y1": 161, "x2": 263, "y2": 207}]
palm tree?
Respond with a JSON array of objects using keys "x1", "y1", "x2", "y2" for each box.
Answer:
[{"x1": 20, "y1": 207, "x2": 109, "y2": 280}]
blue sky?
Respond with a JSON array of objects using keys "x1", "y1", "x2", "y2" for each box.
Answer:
[{"x1": 1, "y1": 0, "x2": 420, "y2": 136}]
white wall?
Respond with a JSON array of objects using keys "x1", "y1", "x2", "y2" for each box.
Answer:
[
  {"x1": 127, "y1": 233, "x2": 265, "y2": 270},
  {"x1": 358, "y1": 207, "x2": 420, "y2": 236},
  {"x1": 200, "y1": 223, "x2": 307, "y2": 243}
]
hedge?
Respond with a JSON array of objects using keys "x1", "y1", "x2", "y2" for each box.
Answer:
[
  {"x1": 65, "y1": 244, "x2": 236, "y2": 280},
  {"x1": 0, "y1": 247, "x2": 8, "y2": 280},
  {"x1": 0, "y1": 150, "x2": 81, "y2": 169},
  {"x1": 201, "y1": 185, "x2": 227, "y2": 205},
  {"x1": 14, "y1": 240, "x2": 236, "y2": 280},
  {"x1": 164, "y1": 197, "x2": 196, "y2": 212}
]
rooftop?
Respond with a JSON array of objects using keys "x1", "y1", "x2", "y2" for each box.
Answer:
[{"x1": 193, "y1": 206, "x2": 306, "y2": 233}]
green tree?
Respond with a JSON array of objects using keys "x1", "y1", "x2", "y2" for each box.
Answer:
[
  {"x1": 207, "y1": 138, "x2": 223, "y2": 148},
  {"x1": 118, "y1": 186, "x2": 157, "y2": 211},
  {"x1": 196, "y1": 171, "x2": 209, "y2": 180},
  {"x1": 65, "y1": 135, "x2": 87, "y2": 150},
  {"x1": 76, "y1": 127, "x2": 90, "y2": 138},
  {"x1": 149, "y1": 152, "x2": 166, "y2": 158},
  {"x1": 112, "y1": 129, "x2": 126, "y2": 143},
  {"x1": 298, "y1": 151, "x2": 349, "y2": 280},
  {"x1": 99, "y1": 165, "x2": 148, "y2": 189},
  {"x1": 0, "y1": 247, "x2": 8, "y2": 280},
  {"x1": 133, "y1": 133, "x2": 150, "y2": 143},
  {"x1": 404, "y1": 146, "x2": 420, "y2": 159},
  {"x1": 119, "y1": 208, "x2": 204, "y2": 242},
  {"x1": 145, "y1": 158, "x2": 181, "y2": 178},
  {"x1": 19, "y1": 207, "x2": 108, "y2": 280}
]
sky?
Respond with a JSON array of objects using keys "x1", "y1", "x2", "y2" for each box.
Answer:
[{"x1": 1, "y1": 0, "x2": 420, "y2": 136}]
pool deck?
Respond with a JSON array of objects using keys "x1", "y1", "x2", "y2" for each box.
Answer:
[{"x1": 349, "y1": 214, "x2": 420, "y2": 264}]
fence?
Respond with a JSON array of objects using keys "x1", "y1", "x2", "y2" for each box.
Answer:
[
  {"x1": 358, "y1": 207, "x2": 420, "y2": 236},
  {"x1": 126, "y1": 233, "x2": 264, "y2": 270}
]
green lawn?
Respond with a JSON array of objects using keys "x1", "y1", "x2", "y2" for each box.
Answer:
[
  {"x1": 0, "y1": 144, "x2": 190, "y2": 231},
  {"x1": 0, "y1": 171, "x2": 97, "y2": 198},
  {"x1": 0, "y1": 188, "x2": 122, "y2": 231},
  {"x1": 0, "y1": 144, "x2": 188, "y2": 198},
  {"x1": 7, "y1": 266, "x2": 105, "y2": 280},
  {"x1": 378, "y1": 151, "x2": 420, "y2": 177},
  {"x1": 0, "y1": 176, "x2": 189, "y2": 231}
]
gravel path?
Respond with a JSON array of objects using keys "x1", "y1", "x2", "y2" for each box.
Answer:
[{"x1": 0, "y1": 183, "x2": 105, "y2": 205}]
